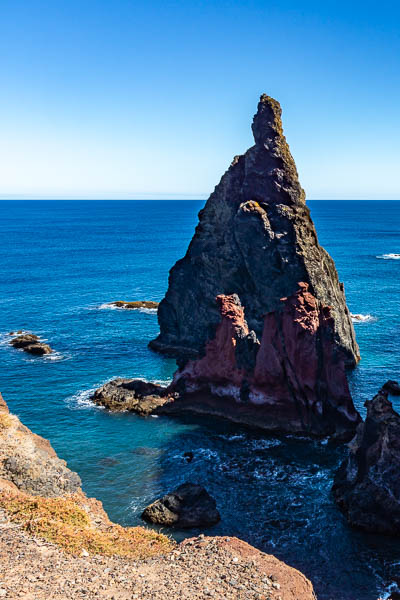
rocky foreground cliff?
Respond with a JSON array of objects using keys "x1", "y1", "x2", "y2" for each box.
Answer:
[{"x1": 0, "y1": 393, "x2": 316, "y2": 599}]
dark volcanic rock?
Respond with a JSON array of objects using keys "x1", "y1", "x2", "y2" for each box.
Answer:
[
  {"x1": 150, "y1": 94, "x2": 359, "y2": 368},
  {"x1": 332, "y1": 390, "x2": 400, "y2": 534},
  {"x1": 141, "y1": 482, "x2": 220, "y2": 528},
  {"x1": 9, "y1": 333, "x2": 53, "y2": 356},
  {"x1": 169, "y1": 287, "x2": 360, "y2": 439},
  {"x1": 108, "y1": 300, "x2": 158, "y2": 309},
  {"x1": 91, "y1": 378, "x2": 175, "y2": 415},
  {"x1": 381, "y1": 380, "x2": 400, "y2": 395}
]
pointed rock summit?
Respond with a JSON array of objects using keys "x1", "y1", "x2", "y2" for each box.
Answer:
[
  {"x1": 148, "y1": 95, "x2": 360, "y2": 437},
  {"x1": 150, "y1": 94, "x2": 359, "y2": 370}
]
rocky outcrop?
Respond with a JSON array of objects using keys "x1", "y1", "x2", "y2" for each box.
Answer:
[
  {"x1": 170, "y1": 285, "x2": 360, "y2": 439},
  {"x1": 381, "y1": 380, "x2": 400, "y2": 395},
  {"x1": 150, "y1": 94, "x2": 359, "y2": 370},
  {"x1": 332, "y1": 389, "x2": 400, "y2": 534},
  {"x1": 141, "y1": 482, "x2": 220, "y2": 528},
  {"x1": 91, "y1": 378, "x2": 176, "y2": 414},
  {"x1": 0, "y1": 392, "x2": 81, "y2": 496},
  {"x1": 107, "y1": 300, "x2": 158, "y2": 309},
  {"x1": 9, "y1": 333, "x2": 53, "y2": 356}
]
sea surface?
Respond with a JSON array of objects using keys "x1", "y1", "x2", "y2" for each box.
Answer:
[{"x1": 0, "y1": 199, "x2": 399, "y2": 600}]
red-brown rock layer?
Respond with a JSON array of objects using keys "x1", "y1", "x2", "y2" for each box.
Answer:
[{"x1": 171, "y1": 284, "x2": 360, "y2": 439}]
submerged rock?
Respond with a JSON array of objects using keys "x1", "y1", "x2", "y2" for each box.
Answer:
[
  {"x1": 91, "y1": 378, "x2": 175, "y2": 415},
  {"x1": 332, "y1": 389, "x2": 400, "y2": 534},
  {"x1": 9, "y1": 333, "x2": 53, "y2": 356},
  {"x1": 169, "y1": 286, "x2": 360, "y2": 439},
  {"x1": 150, "y1": 94, "x2": 359, "y2": 370},
  {"x1": 141, "y1": 482, "x2": 220, "y2": 528}
]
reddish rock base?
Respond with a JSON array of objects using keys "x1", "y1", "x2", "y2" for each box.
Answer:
[{"x1": 172, "y1": 283, "x2": 360, "y2": 439}]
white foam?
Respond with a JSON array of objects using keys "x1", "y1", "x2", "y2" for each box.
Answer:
[
  {"x1": 251, "y1": 439, "x2": 282, "y2": 450},
  {"x1": 376, "y1": 253, "x2": 400, "y2": 260},
  {"x1": 219, "y1": 433, "x2": 247, "y2": 442},
  {"x1": 44, "y1": 351, "x2": 69, "y2": 362},
  {"x1": 96, "y1": 303, "x2": 157, "y2": 314},
  {"x1": 66, "y1": 386, "x2": 101, "y2": 410},
  {"x1": 351, "y1": 313, "x2": 377, "y2": 323}
]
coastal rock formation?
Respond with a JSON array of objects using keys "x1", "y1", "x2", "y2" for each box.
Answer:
[
  {"x1": 332, "y1": 389, "x2": 400, "y2": 534},
  {"x1": 9, "y1": 333, "x2": 53, "y2": 356},
  {"x1": 170, "y1": 286, "x2": 360, "y2": 439},
  {"x1": 91, "y1": 378, "x2": 176, "y2": 414},
  {"x1": 141, "y1": 482, "x2": 220, "y2": 528},
  {"x1": 0, "y1": 392, "x2": 81, "y2": 496},
  {"x1": 150, "y1": 94, "x2": 359, "y2": 371},
  {"x1": 107, "y1": 300, "x2": 159, "y2": 309}
]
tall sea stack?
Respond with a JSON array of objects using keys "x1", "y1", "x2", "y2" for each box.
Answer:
[{"x1": 150, "y1": 94, "x2": 361, "y2": 438}]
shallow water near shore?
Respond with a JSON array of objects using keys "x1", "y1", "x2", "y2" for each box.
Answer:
[{"x1": 1, "y1": 199, "x2": 400, "y2": 599}]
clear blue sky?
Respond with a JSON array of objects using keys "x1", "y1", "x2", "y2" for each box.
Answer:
[{"x1": 1, "y1": 0, "x2": 399, "y2": 199}]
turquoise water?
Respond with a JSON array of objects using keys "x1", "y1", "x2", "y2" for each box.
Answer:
[{"x1": 0, "y1": 199, "x2": 399, "y2": 600}]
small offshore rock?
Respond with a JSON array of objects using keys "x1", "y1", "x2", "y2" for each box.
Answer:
[
  {"x1": 9, "y1": 333, "x2": 53, "y2": 356},
  {"x1": 109, "y1": 300, "x2": 158, "y2": 309},
  {"x1": 141, "y1": 482, "x2": 221, "y2": 528},
  {"x1": 91, "y1": 378, "x2": 175, "y2": 415}
]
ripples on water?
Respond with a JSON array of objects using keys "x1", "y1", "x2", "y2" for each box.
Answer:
[{"x1": 0, "y1": 200, "x2": 399, "y2": 600}]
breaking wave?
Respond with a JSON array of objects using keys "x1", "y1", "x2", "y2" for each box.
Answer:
[
  {"x1": 376, "y1": 253, "x2": 400, "y2": 260},
  {"x1": 351, "y1": 313, "x2": 377, "y2": 323}
]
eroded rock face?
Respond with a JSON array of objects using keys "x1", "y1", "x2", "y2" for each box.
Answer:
[
  {"x1": 332, "y1": 390, "x2": 400, "y2": 534},
  {"x1": 171, "y1": 286, "x2": 360, "y2": 439},
  {"x1": 141, "y1": 482, "x2": 220, "y2": 528},
  {"x1": 0, "y1": 394, "x2": 81, "y2": 497},
  {"x1": 150, "y1": 94, "x2": 359, "y2": 369},
  {"x1": 91, "y1": 378, "x2": 176, "y2": 415}
]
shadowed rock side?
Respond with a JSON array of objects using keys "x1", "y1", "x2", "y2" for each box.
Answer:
[
  {"x1": 150, "y1": 94, "x2": 359, "y2": 368},
  {"x1": 332, "y1": 388, "x2": 400, "y2": 534},
  {"x1": 169, "y1": 286, "x2": 360, "y2": 439}
]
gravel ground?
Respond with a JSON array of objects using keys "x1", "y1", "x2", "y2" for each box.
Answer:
[{"x1": 0, "y1": 510, "x2": 315, "y2": 600}]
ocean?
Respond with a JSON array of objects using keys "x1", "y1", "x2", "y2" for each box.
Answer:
[{"x1": 0, "y1": 199, "x2": 399, "y2": 600}]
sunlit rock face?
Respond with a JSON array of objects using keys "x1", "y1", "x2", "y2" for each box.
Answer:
[{"x1": 150, "y1": 94, "x2": 359, "y2": 370}]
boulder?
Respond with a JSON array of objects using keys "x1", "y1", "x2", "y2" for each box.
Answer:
[
  {"x1": 150, "y1": 94, "x2": 359, "y2": 371},
  {"x1": 332, "y1": 389, "x2": 400, "y2": 534},
  {"x1": 141, "y1": 482, "x2": 220, "y2": 528},
  {"x1": 91, "y1": 378, "x2": 175, "y2": 415}
]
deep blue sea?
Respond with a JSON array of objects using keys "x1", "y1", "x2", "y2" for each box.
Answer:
[{"x1": 0, "y1": 200, "x2": 399, "y2": 600}]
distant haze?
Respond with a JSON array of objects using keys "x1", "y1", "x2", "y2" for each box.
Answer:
[{"x1": 0, "y1": 0, "x2": 399, "y2": 200}]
